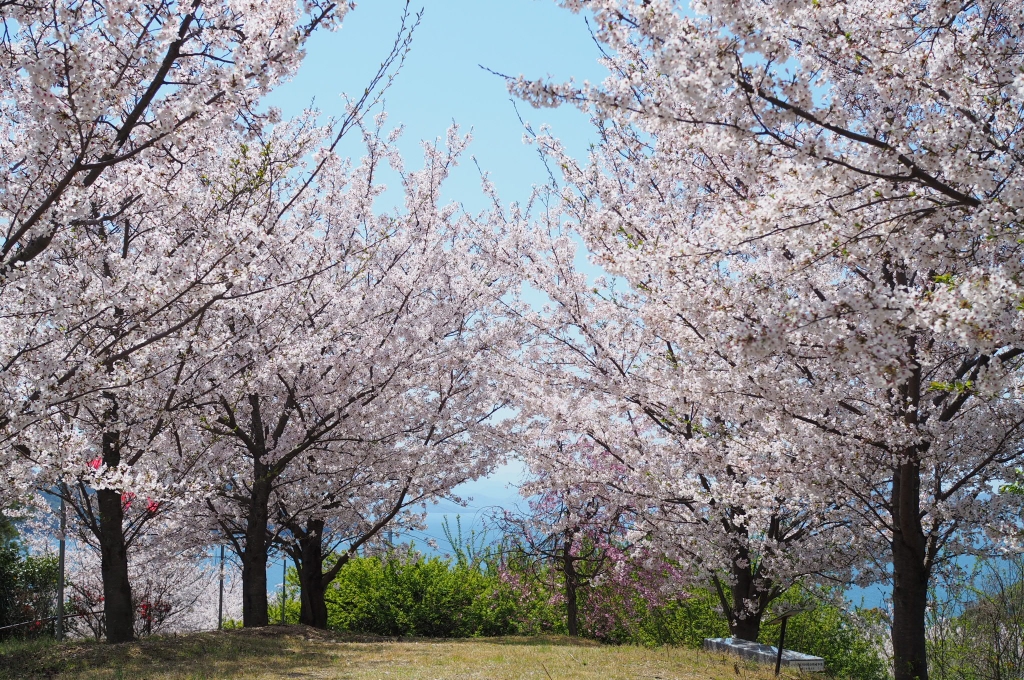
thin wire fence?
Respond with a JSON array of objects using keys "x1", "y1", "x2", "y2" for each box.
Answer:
[{"x1": 0, "y1": 610, "x2": 102, "y2": 634}]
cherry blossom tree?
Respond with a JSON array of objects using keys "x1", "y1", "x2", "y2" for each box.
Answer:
[
  {"x1": 2, "y1": 1, "x2": 420, "y2": 641},
  {"x1": 504, "y1": 221, "x2": 867, "y2": 641},
  {"x1": 58, "y1": 491, "x2": 220, "y2": 640},
  {"x1": 275, "y1": 498, "x2": 415, "y2": 630},
  {"x1": 190, "y1": 125, "x2": 520, "y2": 627},
  {"x1": 272, "y1": 438, "x2": 488, "y2": 629},
  {"x1": 513, "y1": 1, "x2": 1024, "y2": 676},
  {"x1": 497, "y1": 468, "x2": 633, "y2": 638},
  {"x1": 0, "y1": 0, "x2": 359, "y2": 440},
  {"x1": 0, "y1": 0, "x2": 348, "y2": 273},
  {"x1": 11, "y1": 113, "x2": 362, "y2": 642}
]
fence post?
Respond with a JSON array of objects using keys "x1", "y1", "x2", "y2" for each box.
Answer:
[
  {"x1": 56, "y1": 493, "x2": 65, "y2": 642},
  {"x1": 280, "y1": 556, "x2": 286, "y2": 625},
  {"x1": 218, "y1": 544, "x2": 225, "y2": 630}
]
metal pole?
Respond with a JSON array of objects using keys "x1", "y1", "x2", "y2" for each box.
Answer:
[
  {"x1": 774, "y1": 616, "x2": 788, "y2": 676},
  {"x1": 56, "y1": 494, "x2": 65, "y2": 642},
  {"x1": 217, "y1": 544, "x2": 225, "y2": 630},
  {"x1": 280, "y1": 556, "x2": 287, "y2": 625}
]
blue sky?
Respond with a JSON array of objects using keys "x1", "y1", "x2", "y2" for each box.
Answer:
[
  {"x1": 266, "y1": 0, "x2": 605, "y2": 211},
  {"x1": 264, "y1": 0, "x2": 607, "y2": 551}
]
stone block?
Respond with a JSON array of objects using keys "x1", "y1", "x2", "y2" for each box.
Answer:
[{"x1": 703, "y1": 637, "x2": 826, "y2": 672}]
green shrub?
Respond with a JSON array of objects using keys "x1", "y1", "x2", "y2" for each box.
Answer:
[
  {"x1": 928, "y1": 555, "x2": 1024, "y2": 680},
  {"x1": 617, "y1": 588, "x2": 730, "y2": 647},
  {"x1": 220, "y1": 618, "x2": 244, "y2": 630},
  {"x1": 580, "y1": 578, "x2": 887, "y2": 680},
  {"x1": 0, "y1": 544, "x2": 58, "y2": 640},
  {"x1": 317, "y1": 548, "x2": 555, "y2": 637},
  {"x1": 758, "y1": 587, "x2": 889, "y2": 680}
]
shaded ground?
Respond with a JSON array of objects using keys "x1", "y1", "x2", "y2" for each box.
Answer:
[{"x1": 0, "y1": 625, "x2": 815, "y2": 679}]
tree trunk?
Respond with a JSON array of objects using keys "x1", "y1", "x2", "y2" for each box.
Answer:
[
  {"x1": 298, "y1": 566, "x2": 328, "y2": 629},
  {"x1": 730, "y1": 609, "x2": 763, "y2": 643},
  {"x1": 891, "y1": 458, "x2": 930, "y2": 680},
  {"x1": 97, "y1": 486, "x2": 133, "y2": 643},
  {"x1": 728, "y1": 580, "x2": 766, "y2": 642},
  {"x1": 295, "y1": 519, "x2": 329, "y2": 629},
  {"x1": 727, "y1": 543, "x2": 768, "y2": 642},
  {"x1": 563, "y1": 535, "x2": 579, "y2": 637},
  {"x1": 98, "y1": 428, "x2": 134, "y2": 643},
  {"x1": 241, "y1": 484, "x2": 270, "y2": 628}
]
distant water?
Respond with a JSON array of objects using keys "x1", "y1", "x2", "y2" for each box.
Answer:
[{"x1": 396, "y1": 460, "x2": 530, "y2": 553}]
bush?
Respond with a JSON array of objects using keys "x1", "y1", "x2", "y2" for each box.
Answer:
[
  {"x1": 578, "y1": 578, "x2": 887, "y2": 679},
  {"x1": 268, "y1": 523, "x2": 886, "y2": 680},
  {"x1": 758, "y1": 586, "x2": 889, "y2": 680},
  {"x1": 599, "y1": 587, "x2": 729, "y2": 647},
  {"x1": 316, "y1": 547, "x2": 558, "y2": 637},
  {"x1": 0, "y1": 544, "x2": 58, "y2": 640},
  {"x1": 928, "y1": 555, "x2": 1024, "y2": 680}
]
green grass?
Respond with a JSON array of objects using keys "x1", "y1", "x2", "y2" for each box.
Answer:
[{"x1": 0, "y1": 625, "x2": 822, "y2": 679}]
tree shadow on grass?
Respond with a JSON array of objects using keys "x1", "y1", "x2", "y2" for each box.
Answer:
[
  {"x1": 0, "y1": 626, "x2": 606, "y2": 679},
  {"x1": 0, "y1": 627, "x2": 338, "y2": 679}
]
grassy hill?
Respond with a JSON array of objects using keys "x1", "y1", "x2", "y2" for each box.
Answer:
[{"x1": 0, "y1": 625, "x2": 820, "y2": 679}]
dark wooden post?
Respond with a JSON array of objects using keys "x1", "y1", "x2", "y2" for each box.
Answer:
[
  {"x1": 218, "y1": 545, "x2": 225, "y2": 630},
  {"x1": 763, "y1": 605, "x2": 813, "y2": 676},
  {"x1": 774, "y1": 617, "x2": 788, "y2": 676},
  {"x1": 57, "y1": 493, "x2": 65, "y2": 641}
]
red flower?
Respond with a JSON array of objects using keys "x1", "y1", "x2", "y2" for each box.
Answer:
[
  {"x1": 121, "y1": 491, "x2": 135, "y2": 509},
  {"x1": 87, "y1": 458, "x2": 102, "y2": 470},
  {"x1": 145, "y1": 498, "x2": 159, "y2": 514}
]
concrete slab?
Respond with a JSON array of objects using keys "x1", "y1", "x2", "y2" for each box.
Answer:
[{"x1": 703, "y1": 638, "x2": 826, "y2": 672}]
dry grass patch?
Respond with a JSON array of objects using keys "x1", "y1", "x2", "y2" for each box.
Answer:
[{"x1": 0, "y1": 625, "x2": 817, "y2": 679}]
